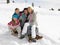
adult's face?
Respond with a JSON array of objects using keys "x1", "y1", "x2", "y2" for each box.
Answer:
[
  {"x1": 24, "y1": 10, "x2": 28, "y2": 15},
  {"x1": 28, "y1": 7, "x2": 32, "y2": 13}
]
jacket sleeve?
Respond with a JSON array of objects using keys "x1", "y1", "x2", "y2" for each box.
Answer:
[
  {"x1": 13, "y1": 23, "x2": 20, "y2": 28},
  {"x1": 32, "y1": 12, "x2": 36, "y2": 22},
  {"x1": 8, "y1": 21, "x2": 12, "y2": 25},
  {"x1": 33, "y1": 12, "x2": 38, "y2": 26},
  {"x1": 8, "y1": 21, "x2": 14, "y2": 29}
]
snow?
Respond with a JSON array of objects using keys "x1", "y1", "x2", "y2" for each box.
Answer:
[
  {"x1": 36, "y1": 8, "x2": 60, "y2": 43},
  {"x1": 0, "y1": 3, "x2": 60, "y2": 45}
]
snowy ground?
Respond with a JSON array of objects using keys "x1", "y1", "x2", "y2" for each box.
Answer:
[{"x1": 0, "y1": 3, "x2": 60, "y2": 45}]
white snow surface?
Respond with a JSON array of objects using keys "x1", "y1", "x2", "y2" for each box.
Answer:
[{"x1": 0, "y1": 3, "x2": 60, "y2": 45}]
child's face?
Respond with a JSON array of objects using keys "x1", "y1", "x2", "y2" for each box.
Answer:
[
  {"x1": 15, "y1": 9, "x2": 19, "y2": 14},
  {"x1": 13, "y1": 18, "x2": 17, "y2": 22},
  {"x1": 13, "y1": 18, "x2": 17, "y2": 23},
  {"x1": 24, "y1": 10, "x2": 28, "y2": 15}
]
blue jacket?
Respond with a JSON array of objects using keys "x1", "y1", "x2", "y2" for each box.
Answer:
[{"x1": 12, "y1": 13, "x2": 20, "y2": 19}]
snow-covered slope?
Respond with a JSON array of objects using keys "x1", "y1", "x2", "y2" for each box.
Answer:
[
  {"x1": 35, "y1": 7, "x2": 60, "y2": 43},
  {"x1": 0, "y1": 3, "x2": 60, "y2": 45},
  {"x1": 0, "y1": 24, "x2": 60, "y2": 45}
]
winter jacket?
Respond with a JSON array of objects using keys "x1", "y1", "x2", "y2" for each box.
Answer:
[
  {"x1": 12, "y1": 13, "x2": 20, "y2": 19},
  {"x1": 20, "y1": 13, "x2": 27, "y2": 21},
  {"x1": 28, "y1": 11, "x2": 37, "y2": 26},
  {"x1": 25, "y1": 14, "x2": 29, "y2": 23},
  {"x1": 19, "y1": 13, "x2": 27, "y2": 24},
  {"x1": 8, "y1": 20, "x2": 20, "y2": 29}
]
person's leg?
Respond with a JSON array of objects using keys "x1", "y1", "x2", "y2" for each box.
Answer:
[
  {"x1": 27, "y1": 25, "x2": 36, "y2": 42},
  {"x1": 21, "y1": 21, "x2": 25, "y2": 30},
  {"x1": 35, "y1": 27, "x2": 43, "y2": 40},
  {"x1": 27, "y1": 26, "x2": 31, "y2": 36},
  {"x1": 20, "y1": 23, "x2": 29, "y2": 39},
  {"x1": 16, "y1": 26, "x2": 21, "y2": 38},
  {"x1": 35, "y1": 27, "x2": 39, "y2": 35},
  {"x1": 20, "y1": 21, "x2": 22, "y2": 30},
  {"x1": 27, "y1": 26, "x2": 32, "y2": 42},
  {"x1": 30, "y1": 25, "x2": 36, "y2": 42},
  {"x1": 22, "y1": 23, "x2": 29, "y2": 35},
  {"x1": 8, "y1": 27, "x2": 14, "y2": 35},
  {"x1": 31, "y1": 25, "x2": 36, "y2": 38}
]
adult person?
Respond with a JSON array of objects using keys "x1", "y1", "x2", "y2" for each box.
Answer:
[
  {"x1": 27, "y1": 7, "x2": 43, "y2": 42},
  {"x1": 19, "y1": 8, "x2": 29, "y2": 30},
  {"x1": 19, "y1": 8, "x2": 29, "y2": 39}
]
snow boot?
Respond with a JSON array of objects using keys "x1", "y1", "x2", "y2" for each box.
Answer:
[
  {"x1": 31, "y1": 38, "x2": 36, "y2": 42},
  {"x1": 28, "y1": 35, "x2": 32, "y2": 42},
  {"x1": 13, "y1": 29, "x2": 18, "y2": 34},
  {"x1": 28, "y1": 35, "x2": 36, "y2": 42},
  {"x1": 14, "y1": 31, "x2": 18, "y2": 34},
  {"x1": 35, "y1": 35, "x2": 43, "y2": 40},
  {"x1": 19, "y1": 35, "x2": 25, "y2": 39}
]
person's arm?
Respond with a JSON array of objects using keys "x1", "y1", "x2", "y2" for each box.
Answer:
[
  {"x1": 33, "y1": 13, "x2": 36, "y2": 22},
  {"x1": 33, "y1": 12, "x2": 38, "y2": 26},
  {"x1": 13, "y1": 23, "x2": 20, "y2": 28},
  {"x1": 8, "y1": 21, "x2": 15, "y2": 30},
  {"x1": 19, "y1": 16, "x2": 22, "y2": 22}
]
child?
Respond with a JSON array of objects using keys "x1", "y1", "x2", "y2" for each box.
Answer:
[
  {"x1": 8, "y1": 18, "x2": 21, "y2": 38},
  {"x1": 8, "y1": 8, "x2": 21, "y2": 38},
  {"x1": 12, "y1": 8, "x2": 20, "y2": 19}
]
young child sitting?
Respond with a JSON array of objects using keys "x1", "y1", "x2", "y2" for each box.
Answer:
[{"x1": 8, "y1": 18, "x2": 21, "y2": 38}]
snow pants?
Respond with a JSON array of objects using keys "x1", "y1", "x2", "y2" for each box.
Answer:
[
  {"x1": 9, "y1": 26, "x2": 21, "y2": 38},
  {"x1": 22, "y1": 22, "x2": 29, "y2": 35},
  {"x1": 31, "y1": 25, "x2": 40, "y2": 38},
  {"x1": 22, "y1": 23, "x2": 40, "y2": 38}
]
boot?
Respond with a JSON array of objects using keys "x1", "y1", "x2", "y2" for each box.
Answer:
[
  {"x1": 28, "y1": 35, "x2": 36, "y2": 42},
  {"x1": 19, "y1": 35, "x2": 25, "y2": 39},
  {"x1": 13, "y1": 29, "x2": 18, "y2": 34},
  {"x1": 35, "y1": 35, "x2": 43, "y2": 40},
  {"x1": 14, "y1": 31, "x2": 18, "y2": 34},
  {"x1": 31, "y1": 38, "x2": 36, "y2": 42},
  {"x1": 28, "y1": 35, "x2": 32, "y2": 42}
]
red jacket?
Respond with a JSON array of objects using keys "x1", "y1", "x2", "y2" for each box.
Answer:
[{"x1": 8, "y1": 20, "x2": 20, "y2": 29}]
